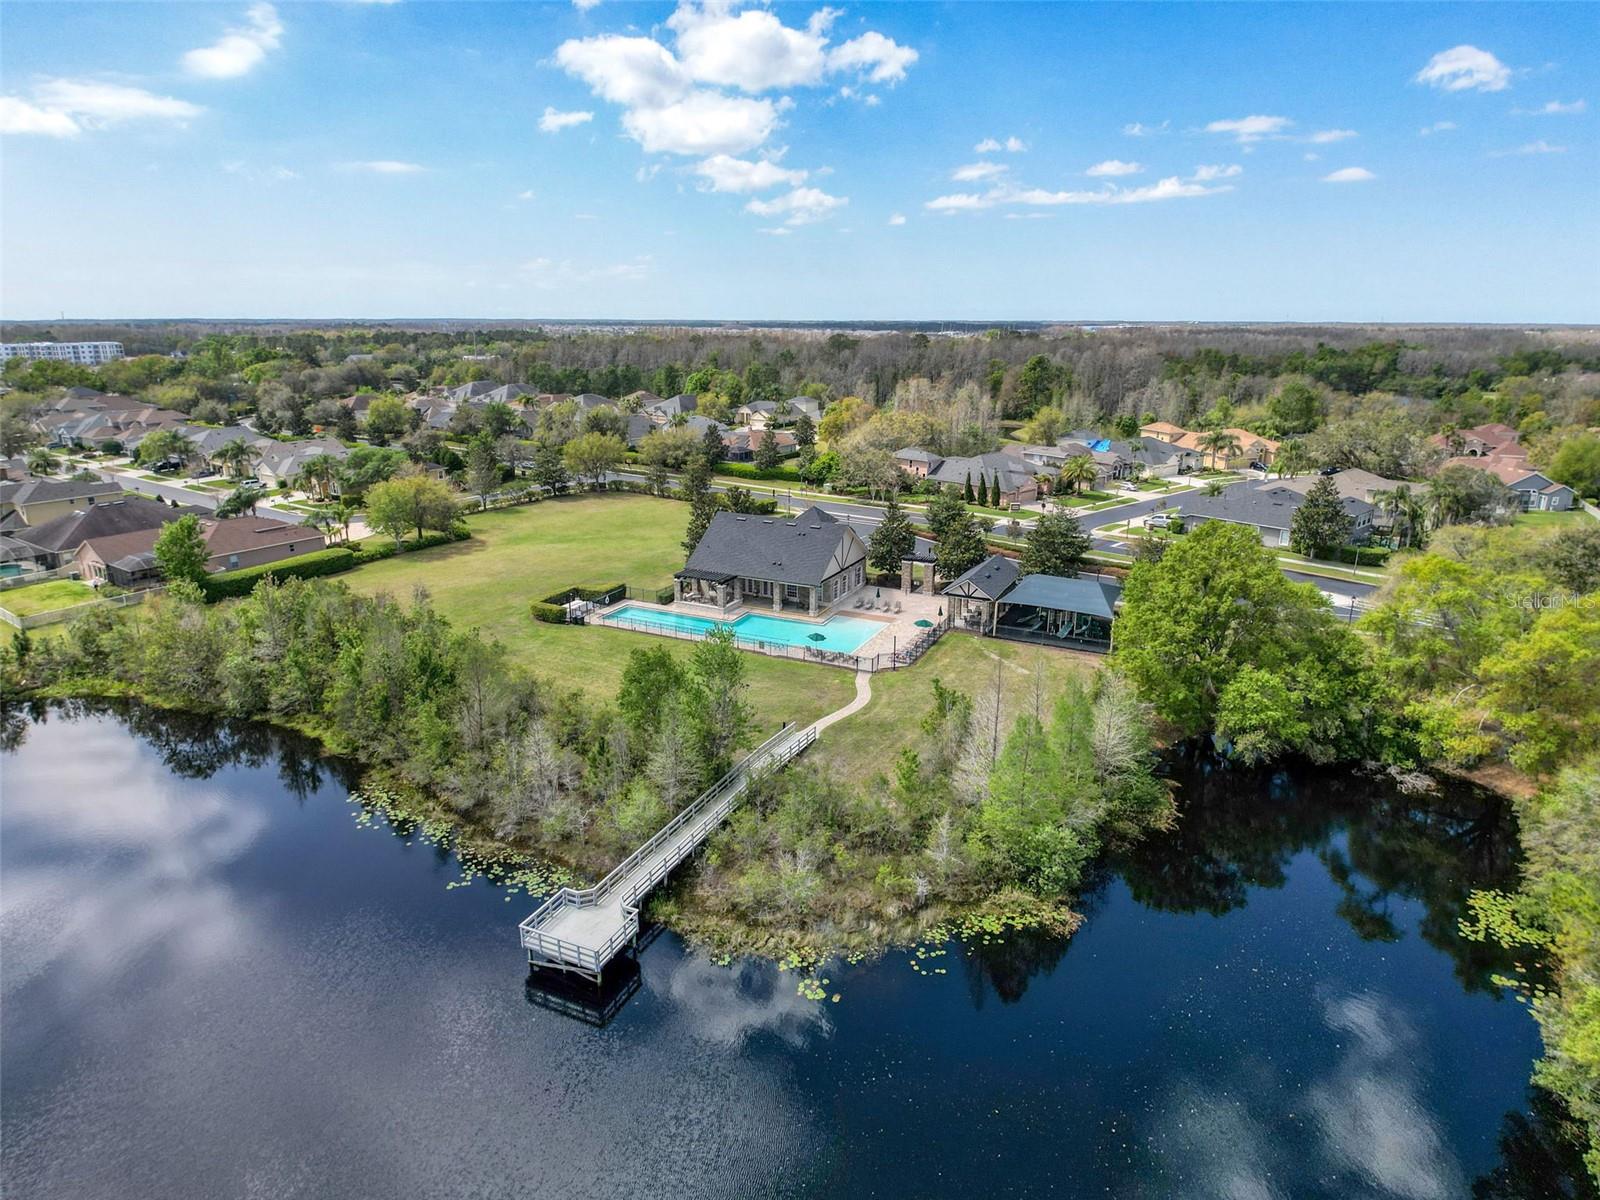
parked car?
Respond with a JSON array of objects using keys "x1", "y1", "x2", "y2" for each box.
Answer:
[{"x1": 1145, "y1": 513, "x2": 1173, "y2": 529}]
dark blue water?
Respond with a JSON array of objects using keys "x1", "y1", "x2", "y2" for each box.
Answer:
[{"x1": 0, "y1": 702, "x2": 1588, "y2": 1198}]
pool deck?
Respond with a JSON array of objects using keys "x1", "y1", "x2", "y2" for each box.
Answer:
[{"x1": 597, "y1": 589, "x2": 948, "y2": 662}]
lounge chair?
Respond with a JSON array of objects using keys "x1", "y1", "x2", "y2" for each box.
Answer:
[
  {"x1": 853, "y1": 597, "x2": 863, "y2": 609},
  {"x1": 893, "y1": 601, "x2": 902, "y2": 614}
]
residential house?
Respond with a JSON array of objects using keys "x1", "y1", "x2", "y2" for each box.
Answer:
[
  {"x1": 1139, "y1": 421, "x2": 1190, "y2": 442},
  {"x1": 1141, "y1": 423, "x2": 1280, "y2": 468},
  {"x1": 255, "y1": 438, "x2": 351, "y2": 491},
  {"x1": 737, "y1": 396, "x2": 821, "y2": 430},
  {"x1": 1265, "y1": 468, "x2": 1413, "y2": 532},
  {"x1": 572, "y1": 393, "x2": 615, "y2": 411},
  {"x1": 926, "y1": 452, "x2": 1041, "y2": 506},
  {"x1": 622, "y1": 390, "x2": 663, "y2": 409},
  {"x1": 0, "y1": 534, "x2": 48, "y2": 577},
  {"x1": 1467, "y1": 459, "x2": 1575, "y2": 511},
  {"x1": 643, "y1": 393, "x2": 700, "y2": 424},
  {"x1": 722, "y1": 428, "x2": 797, "y2": 462},
  {"x1": 10, "y1": 496, "x2": 206, "y2": 568},
  {"x1": 622, "y1": 412, "x2": 656, "y2": 448},
  {"x1": 893, "y1": 447, "x2": 943, "y2": 478},
  {"x1": 0, "y1": 478, "x2": 125, "y2": 527},
  {"x1": 1432, "y1": 422, "x2": 1523, "y2": 459},
  {"x1": 675, "y1": 505, "x2": 867, "y2": 615},
  {"x1": 76, "y1": 515, "x2": 326, "y2": 588},
  {"x1": 1174, "y1": 480, "x2": 1374, "y2": 547}
]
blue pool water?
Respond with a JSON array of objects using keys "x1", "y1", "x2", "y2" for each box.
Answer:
[{"x1": 606, "y1": 604, "x2": 883, "y2": 653}]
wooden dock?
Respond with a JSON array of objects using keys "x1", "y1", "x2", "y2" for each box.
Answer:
[{"x1": 518, "y1": 722, "x2": 816, "y2": 980}]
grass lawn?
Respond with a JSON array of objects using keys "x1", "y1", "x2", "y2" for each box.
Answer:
[
  {"x1": 0, "y1": 579, "x2": 98, "y2": 617},
  {"x1": 341, "y1": 494, "x2": 857, "y2": 729},
  {"x1": 814, "y1": 632, "x2": 1098, "y2": 780},
  {"x1": 1515, "y1": 509, "x2": 1588, "y2": 528}
]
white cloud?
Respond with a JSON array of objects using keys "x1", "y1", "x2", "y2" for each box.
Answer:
[
  {"x1": 1309, "y1": 128, "x2": 1357, "y2": 143},
  {"x1": 339, "y1": 159, "x2": 427, "y2": 173},
  {"x1": 0, "y1": 97, "x2": 82, "y2": 137},
  {"x1": 668, "y1": 2, "x2": 831, "y2": 92},
  {"x1": 539, "y1": 106, "x2": 594, "y2": 133},
  {"x1": 828, "y1": 31, "x2": 918, "y2": 83},
  {"x1": 1528, "y1": 98, "x2": 1586, "y2": 115},
  {"x1": 887, "y1": 212, "x2": 906, "y2": 226},
  {"x1": 517, "y1": 189, "x2": 536, "y2": 200},
  {"x1": 744, "y1": 185, "x2": 847, "y2": 225},
  {"x1": 1191, "y1": 163, "x2": 1242, "y2": 181},
  {"x1": 1085, "y1": 159, "x2": 1142, "y2": 177},
  {"x1": 693, "y1": 153, "x2": 807, "y2": 192},
  {"x1": 1206, "y1": 114, "x2": 1293, "y2": 143},
  {"x1": 1419, "y1": 120, "x2": 1457, "y2": 136},
  {"x1": 183, "y1": 3, "x2": 284, "y2": 79},
  {"x1": 555, "y1": 34, "x2": 689, "y2": 108},
  {"x1": 755, "y1": 226, "x2": 791, "y2": 236},
  {"x1": 951, "y1": 160, "x2": 1007, "y2": 182},
  {"x1": 1322, "y1": 166, "x2": 1376, "y2": 182},
  {"x1": 974, "y1": 135, "x2": 1026, "y2": 153},
  {"x1": 1415, "y1": 45, "x2": 1511, "y2": 93},
  {"x1": 572, "y1": 0, "x2": 602, "y2": 9},
  {"x1": 1122, "y1": 120, "x2": 1169, "y2": 137},
  {"x1": 1304, "y1": 152, "x2": 1320, "y2": 161},
  {"x1": 0, "y1": 79, "x2": 204, "y2": 137},
  {"x1": 1495, "y1": 139, "x2": 1566, "y2": 156},
  {"x1": 622, "y1": 90, "x2": 777, "y2": 155},
  {"x1": 927, "y1": 169, "x2": 1234, "y2": 212}
]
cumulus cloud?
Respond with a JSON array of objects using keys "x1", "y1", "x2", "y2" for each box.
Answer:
[
  {"x1": 0, "y1": 79, "x2": 204, "y2": 137},
  {"x1": 1309, "y1": 128, "x2": 1357, "y2": 143},
  {"x1": 927, "y1": 167, "x2": 1235, "y2": 212},
  {"x1": 1191, "y1": 163, "x2": 1243, "y2": 181},
  {"x1": 572, "y1": 0, "x2": 602, "y2": 9},
  {"x1": 539, "y1": 106, "x2": 594, "y2": 133},
  {"x1": 693, "y1": 152, "x2": 807, "y2": 192},
  {"x1": 1524, "y1": 98, "x2": 1586, "y2": 115},
  {"x1": 887, "y1": 212, "x2": 906, "y2": 226},
  {"x1": 951, "y1": 160, "x2": 1007, "y2": 182},
  {"x1": 338, "y1": 159, "x2": 427, "y2": 173},
  {"x1": 1494, "y1": 139, "x2": 1566, "y2": 156},
  {"x1": 974, "y1": 135, "x2": 1026, "y2": 153},
  {"x1": 1085, "y1": 159, "x2": 1142, "y2": 176},
  {"x1": 1415, "y1": 44, "x2": 1511, "y2": 92},
  {"x1": 744, "y1": 185, "x2": 847, "y2": 225},
  {"x1": 1322, "y1": 166, "x2": 1375, "y2": 182},
  {"x1": 1121, "y1": 120, "x2": 1169, "y2": 137},
  {"x1": 555, "y1": 2, "x2": 912, "y2": 157},
  {"x1": 183, "y1": 3, "x2": 284, "y2": 79},
  {"x1": 1206, "y1": 114, "x2": 1293, "y2": 143},
  {"x1": 1419, "y1": 120, "x2": 1457, "y2": 136}
]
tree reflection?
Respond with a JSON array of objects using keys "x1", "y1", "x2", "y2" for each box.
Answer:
[
  {"x1": 1472, "y1": 1087, "x2": 1600, "y2": 1200},
  {"x1": 1116, "y1": 745, "x2": 1527, "y2": 995}
]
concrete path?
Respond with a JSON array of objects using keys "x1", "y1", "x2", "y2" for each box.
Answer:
[{"x1": 813, "y1": 669, "x2": 873, "y2": 736}]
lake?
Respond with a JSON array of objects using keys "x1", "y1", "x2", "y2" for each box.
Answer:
[{"x1": 1, "y1": 701, "x2": 1590, "y2": 1198}]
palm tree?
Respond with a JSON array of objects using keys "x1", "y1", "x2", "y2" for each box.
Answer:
[
  {"x1": 331, "y1": 501, "x2": 356, "y2": 545},
  {"x1": 1274, "y1": 440, "x2": 1312, "y2": 478},
  {"x1": 294, "y1": 454, "x2": 341, "y2": 502},
  {"x1": 1374, "y1": 484, "x2": 1426, "y2": 549},
  {"x1": 139, "y1": 428, "x2": 197, "y2": 471},
  {"x1": 214, "y1": 438, "x2": 260, "y2": 482},
  {"x1": 25, "y1": 447, "x2": 59, "y2": 475},
  {"x1": 1197, "y1": 429, "x2": 1241, "y2": 471},
  {"x1": 1056, "y1": 454, "x2": 1099, "y2": 496},
  {"x1": 306, "y1": 509, "x2": 339, "y2": 544}
]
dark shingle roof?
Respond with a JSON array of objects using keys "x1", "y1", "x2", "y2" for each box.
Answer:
[
  {"x1": 0, "y1": 478, "x2": 124, "y2": 506},
  {"x1": 1176, "y1": 482, "x2": 1372, "y2": 531},
  {"x1": 12, "y1": 496, "x2": 203, "y2": 554},
  {"x1": 943, "y1": 553, "x2": 1019, "y2": 600},
  {"x1": 681, "y1": 505, "x2": 863, "y2": 587},
  {"x1": 1002, "y1": 574, "x2": 1118, "y2": 618}
]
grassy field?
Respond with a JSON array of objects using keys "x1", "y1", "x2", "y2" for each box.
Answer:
[
  {"x1": 0, "y1": 579, "x2": 98, "y2": 617},
  {"x1": 814, "y1": 632, "x2": 1098, "y2": 780},
  {"x1": 1515, "y1": 509, "x2": 1590, "y2": 528},
  {"x1": 342, "y1": 494, "x2": 857, "y2": 729}
]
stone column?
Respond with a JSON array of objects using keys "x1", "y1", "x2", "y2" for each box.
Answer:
[
  {"x1": 900, "y1": 560, "x2": 912, "y2": 592},
  {"x1": 773, "y1": 586, "x2": 782, "y2": 612},
  {"x1": 922, "y1": 561, "x2": 935, "y2": 593},
  {"x1": 808, "y1": 586, "x2": 819, "y2": 616}
]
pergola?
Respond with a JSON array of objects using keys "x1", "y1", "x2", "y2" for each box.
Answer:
[{"x1": 994, "y1": 574, "x2": 1118, "y2": 649}]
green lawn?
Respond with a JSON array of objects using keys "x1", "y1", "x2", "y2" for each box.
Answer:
[
  {"x1": 814, "y1": 632, "x2": 1097, "y2": 780},
  {"x1": 1515, "y1": 509, "x2": 1588, "y2": 528},
  {"x1": 341, "y1": 494, "x2": 857, "y2": 729},
  {"x1": 0, "y1": 579, "x2": 98, "y2": 617}
]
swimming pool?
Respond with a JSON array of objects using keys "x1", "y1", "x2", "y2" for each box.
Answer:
[{"x1": 604, "y1": 604, "x2": 883, "y2": 653}]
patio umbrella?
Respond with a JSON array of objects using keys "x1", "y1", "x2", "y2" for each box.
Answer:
[
  {"x1": 914, "y1": 619, "x2": 933, "y2": 628},
  {"x1": 875, "y1": 587, "x2": 881, "y2": 599},
  {"x1": 807, "y1": 632, "x2": 826, "y2": 642}
]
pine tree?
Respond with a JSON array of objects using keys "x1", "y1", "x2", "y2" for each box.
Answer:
[
  {"x1": 681, "y1": 457, "x2": 718, "y2": 556},
  {"x1": 1289, "y1": 476, "x2": 1355, "y2": 558},
  {"x1": 868, "y1": 492, "x2": 917, "y2": 572},
  {"x1": 936, "y1": 512, "x2": 988, "y2": 580},
  {"x1": 963, "y1": 472, "x2": 974, "y2": 503}
]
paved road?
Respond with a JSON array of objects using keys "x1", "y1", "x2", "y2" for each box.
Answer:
[{"x1": 94, "y1": 467, "x2": 311, "y2": 526}]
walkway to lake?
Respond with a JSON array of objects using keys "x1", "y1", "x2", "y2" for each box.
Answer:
[{"x1": 518, "y1": 718, "x2": 826, "y2": 980}]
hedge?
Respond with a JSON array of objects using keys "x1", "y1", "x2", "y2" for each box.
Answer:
[
  {"x1": 654, "y1": 585, "x2": 676, "y2": 605},
  {"x1": 530, "y1": 601, "x2": 567, "y2": 624},
  {"x1": 714, "y1": 461, "x2": 804, "y2": 484},
  {"x1": 541, "y1": 582, "x2": 627, "y2": 606},
  {"x1": 350, "y1": 527, "x2": 467, "y2": 566},
  {"x1": 1320, "y1": 543, "x2": 1394, "y2": 567},
  {"x1": 201, "y1": 547, "x2": 357, "y2": 600}
]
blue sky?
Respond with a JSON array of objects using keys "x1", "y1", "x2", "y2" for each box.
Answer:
[{"x1": 2, "y1": 1, "x2": 1596, "y2": 322}]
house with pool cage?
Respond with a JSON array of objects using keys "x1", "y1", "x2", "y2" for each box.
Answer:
[{"x1": 673, "y1": 505, "x2": 869, "y2": 617}]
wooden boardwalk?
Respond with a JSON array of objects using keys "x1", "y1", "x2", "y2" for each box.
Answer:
[{"x1": 519, "y1": 722, "x2": 817, "y2": 980}]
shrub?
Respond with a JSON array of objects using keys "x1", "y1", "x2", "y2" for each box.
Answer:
[
  {"x1": 201, "y1": 547, "x2": 357, "y2": 600},
  {"x1": 530, "y1": 601, "x2": 567, "y2": 624},
  {"x1": 1322, "y1": 544, "x2": 1394, "y2": 567},
  {"x1": 715, "y1": 461, "x2": 803, "y2": 484},
  {"x1": 654, "y1": 585, "x2": 676, "y2": 605}
]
